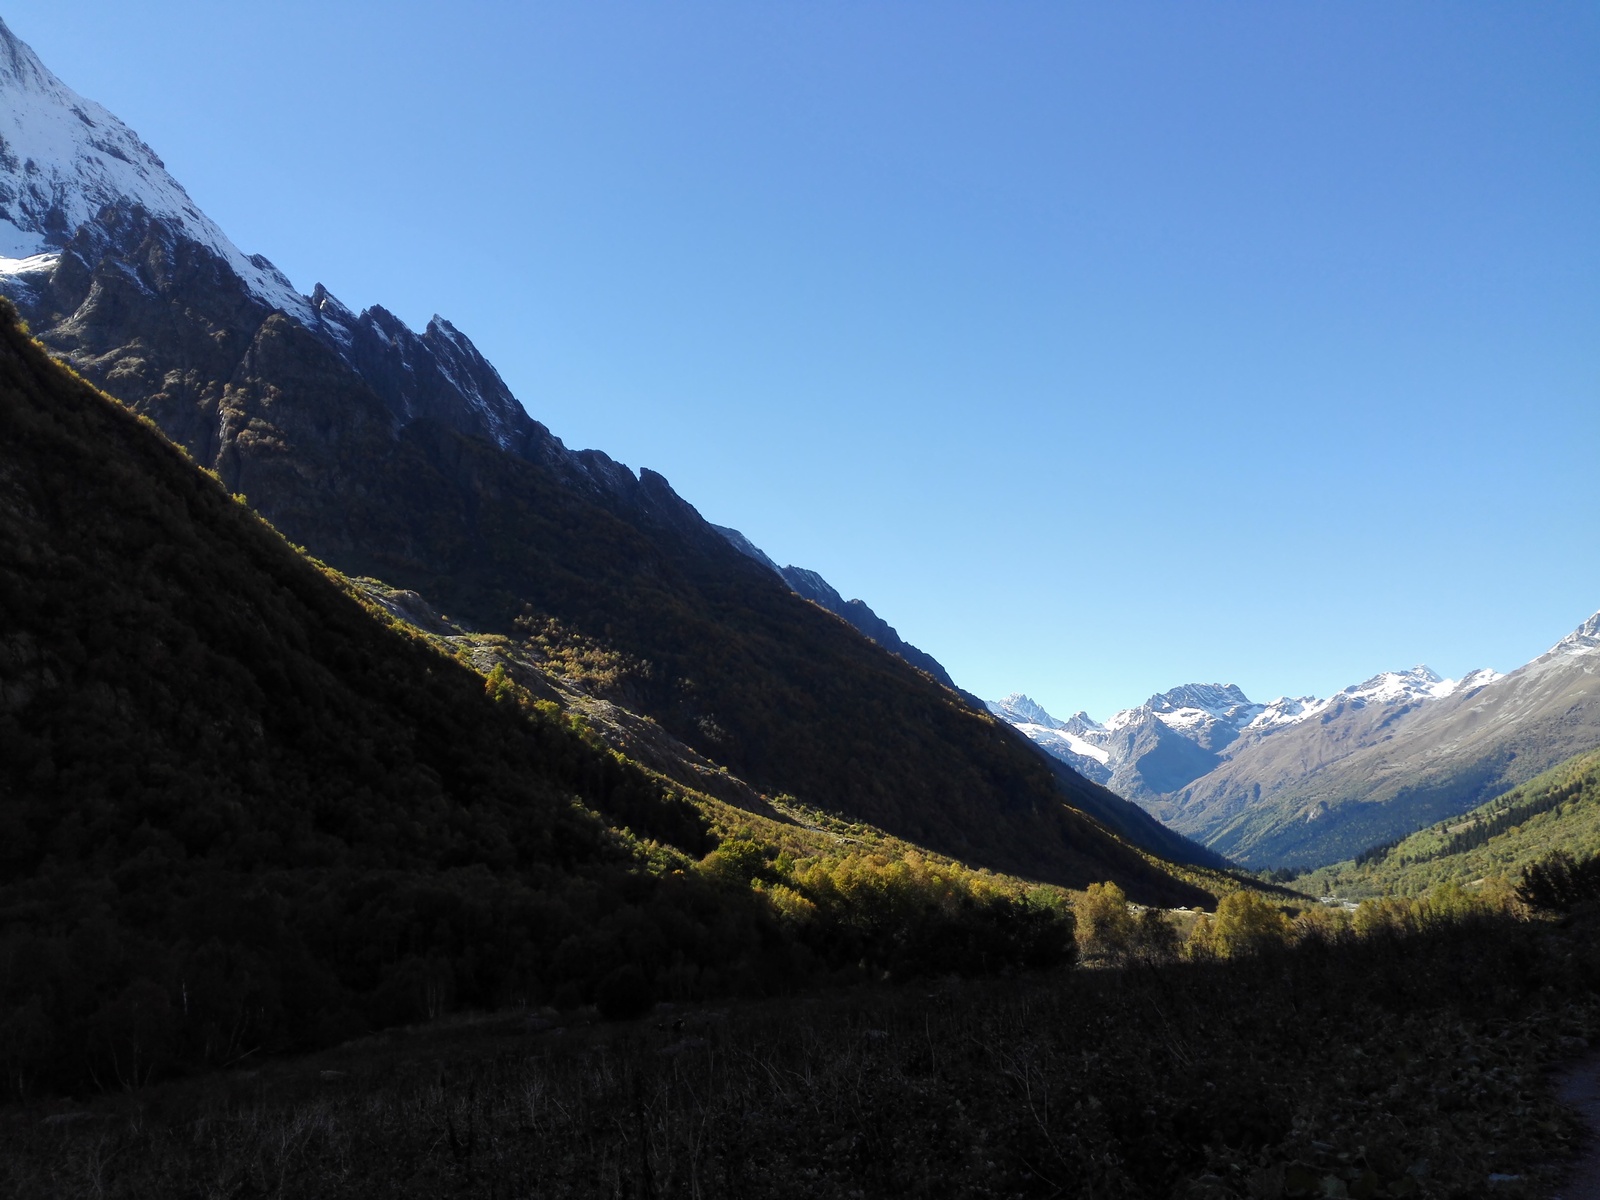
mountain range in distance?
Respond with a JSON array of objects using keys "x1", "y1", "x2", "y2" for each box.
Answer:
[{"x1": 993, "y1": 610, "x2": 1600, "y2": 869}]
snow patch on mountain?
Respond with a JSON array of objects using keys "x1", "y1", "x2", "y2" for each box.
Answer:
[
  {"x1": 0, "y1": 248, "x2": 54, "y2": 303},
  {"x1": 988, "y1": 694, "x2": 1065, "y2": 730},
  {"x1": 1335, "y1": 666, "x2": 1460, "y2": 706},
  {"x1": 0, "y1": 17, "x2": 313, "y2": 323},
  {"x1": 0, "y1": 250, "x2": 54, "y2": 275},
  {"x1": 990, "y1": 656, "x2": 1510, "y2": 791},
  {"x1": 985, "y1": 695, "x2": 1111, "y2": 769},
  {"x1": 1454, "y1": 666, "x2": 1505, "y2": 692},
  {"x1": 1246, "y1": 695, "x2": 1329, "y2": 730},
  {"x1": 1549, "y1": 610, "x2": 1600, "y2": 658}
]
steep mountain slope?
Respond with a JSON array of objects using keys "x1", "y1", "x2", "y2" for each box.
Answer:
[
  {"x1": 0, "y1": 17, "x2": 305, "y2": 314},
  {"x1": 0, "y1": 18, "x2": 1201, "y2": 893},
  {"x1": 1, "y1": 299, "x2": 1125, "y2": 1098},
  {"x1": 0, "y1": 295, "x2": 749, "y2": 1086},
  {"x1": 1300, "y1": 746, "x2": 1600, "y2": 900},
  {"x1": 715, "y1": 524, "x2": 964, "y2": 692},
  {"x1": 1175, "y1": 614, "x2": 1600, "y2": 867}
]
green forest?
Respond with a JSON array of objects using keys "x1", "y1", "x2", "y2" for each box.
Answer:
[
  {"x1": 1299, "y1": 747, "x2": 1600, "y2": 900},
  {"x1": 0, "y1": 300, "x2": 1079, "y2": 1098}
]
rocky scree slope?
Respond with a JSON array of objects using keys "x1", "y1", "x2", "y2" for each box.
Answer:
[{"x1": 0, "y1": 20, "x2": 1202, "y2": 900}]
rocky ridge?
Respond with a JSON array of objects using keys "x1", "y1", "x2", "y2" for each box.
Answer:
[{"x1": 714, "y1": 525, "x2": 964, "y2": 694}]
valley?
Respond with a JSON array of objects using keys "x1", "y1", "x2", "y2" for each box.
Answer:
[{"x1": 1, "y1": 9, "x2": 1598, "y2": 1199}]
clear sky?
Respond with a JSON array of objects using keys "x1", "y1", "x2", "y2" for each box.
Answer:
[{"x1": 8, "y1": 2, "x2": 1598, "y2": 719}]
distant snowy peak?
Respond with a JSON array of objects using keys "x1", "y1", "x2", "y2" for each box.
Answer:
[
  {"x1": 1095, "y1": 683, "x2": 1263, "y2": 741},
  {"x1": 1141, "y1": 683, "x2": 1264, "y2": 736},
  {"x1": 1236, "y1": 665, "x2": 1503, "y2": 734},
  {"x1": 985, "y1": 696, "x2": 1110, "y2": 774},
  {"x1": 1336, "y1": 665, "x2": 1457, "y2": 706},
  {"x1": 991, "y1": 658, "x2": 1510, "y2": 780},
  {"x1": 1455, "y1": 667, "x2": 1506, "y2": 692},
  {"x1": 1241, "y1": 694, "x2": 1325, "y2": 730},
  {"x1": 0, "y1": 16, "x2": 310, "y2": 322},
  {"x1": 988, "y1": 693, "x2": 1065, "y2": 730},
  {"x1": 1147, "y1": 682, "x2": 1254, "y2": 717},
  {"x1": 997, "y1": 664, "x2": 1498, "y2": 747},
  {"x1": 1548, "y1": 610, "x2": 1600, "y2": 658},
  {"x1": 1060, "y1": 710, "x2": 1105, "y2": 737}
]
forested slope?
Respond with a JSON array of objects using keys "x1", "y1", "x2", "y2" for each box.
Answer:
[
  {"x1": 1300, "y1": 747, "x2": 1600, "y2": 899},
  {"x1": 0, "y1": 301, "x2": 1103, "y2": 1095},
  {"x1": 4, "y1": 208, "x2": 1219, "y2": 889}
]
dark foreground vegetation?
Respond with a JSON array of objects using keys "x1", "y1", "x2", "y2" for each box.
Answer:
[
  {"x1": 0, "y1": 300, "x2": 1075, "y2": 1099},
  {"x1": 5, "y1": 898, "x2": 1600, "y2": 1200}
]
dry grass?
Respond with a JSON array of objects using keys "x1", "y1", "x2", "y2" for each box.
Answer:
[{"x1": 5, "y1": 911, "x2": 1599, "y2": 1199}]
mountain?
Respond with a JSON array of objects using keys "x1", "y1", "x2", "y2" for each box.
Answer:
[
  {"x1": 1172, "y1": 613, "x2": 1600, "y2": 867},
  {"x1": 1, "y1": 295, "x2": 1125, "y2": 1096},
  {"x1": 1299, "y1": 745, "x2": 1600, "y2": 900},
  {"x1": 0, "y1": 21, "x2": 305, "y2": 316},
  {"x1": 0, "y1": 18, "x2": 1204, "y2": 898},
  {"x1": 714, "y1": 525, "x2": 965, "y2": 693},
  {"x1": 992, "y1": 616, "x2": 1597, "y2": 870},
  {"x1": 0, "y1": 293, "x2": 738, "y2": 1085},
  {"x1": 987, "y1": 694, "x2": 1114, "y2": 783},
  {"x1": 991, "y1": 682, "x2": 1270, "y2": 798}
]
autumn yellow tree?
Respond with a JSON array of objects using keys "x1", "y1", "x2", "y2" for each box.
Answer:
[
  {"x1": 1212, "y1": 891, "x2": 1290, "y2": 956},
  {"x1": 1076, "y1": 881, "x2": 1136, "y2": 960}
]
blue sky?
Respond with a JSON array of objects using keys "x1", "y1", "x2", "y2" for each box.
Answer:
[{"x1": 9, "y1": 2, "x2": 1598, "y2": 718}]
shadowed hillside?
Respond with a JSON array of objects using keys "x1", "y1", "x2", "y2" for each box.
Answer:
[
  {"x1": 5, "y1": 206, "x2": 1214, "y2": 896},
  {"x1": 0, "y1": 300, "x2": 1110, "y2": 1095}
]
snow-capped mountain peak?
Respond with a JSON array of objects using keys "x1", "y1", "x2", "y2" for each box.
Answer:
[
  {"x1": 1060, "y1": 710, "x2": 1105, "y2": 737},
  {"x1": 1548, "y1": 610, "x2": 1600, "y2": 658},
  {"x1": 1244, "y1": 695, "x2": 1330, "y2": 731},
  {"x1": 1455, "y1": 666, "x2": 1505, "y2": 692},
  {"x1": 1095, "y1": 683, "x2": 1265, "y2": 742},
  {"x1": 1145, "y1": 682, "x2": 1254, "y2": 717},
  {"x1": 989, "y1": 655, "x2": 1512, "y2": 795},
  {"x1": 987, "y1": 693, "x2": 1066, "y2": 730},
  {"x1": 0, "y1": 16, "x2": 310, "y2": 322},
  {"x1": 1335, "y1": 665, "x2": 1457, "y2": 706},
  {"x1": 985, "y1": 695, "x2": 1111, "y2": 774}
]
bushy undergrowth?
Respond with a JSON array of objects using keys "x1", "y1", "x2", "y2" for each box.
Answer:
[
  {"x1": 4, "y1": 906, "x2": 1599, "y2": 1200},
  {"x1": 0, "y1": 306, "x2": 1074, "y2": 1102}
]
